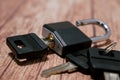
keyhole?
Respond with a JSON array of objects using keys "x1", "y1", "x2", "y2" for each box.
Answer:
[{"x1": 14, "y1": 40, "x2": 25, "y2": 49}]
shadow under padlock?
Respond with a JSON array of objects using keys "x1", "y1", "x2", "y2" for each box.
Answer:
[{"x1": 6, "y1": 19, "x2": 111, "y2": 65}]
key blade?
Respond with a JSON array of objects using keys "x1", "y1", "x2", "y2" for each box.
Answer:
[
  {"x1": 41, "y1": 62, "x2": 77, "y2": 77},
  {"x1": 104, "y1": 72, "x2": 120, "y2": 80}
]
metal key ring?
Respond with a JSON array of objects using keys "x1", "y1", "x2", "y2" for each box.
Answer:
[{"x1": 76, "y1": 19, "x2": 111, "y2": 43}]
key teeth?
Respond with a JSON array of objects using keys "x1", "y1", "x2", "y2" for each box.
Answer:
[
  {"x1": 41, "y1": 68, "x2": 60, "y2": 78},
  {"x1": 41, "y1": 71, "x2": 51, "y2": 78},
  {"x1": 41, "y1": 67, "x2": 59, "y2": 78},
  {"x1": 41, "y1": 69, "x2": 60, "y2": 78},
  {"x1": 41, "y1": 62, "x2": 77, "y2": 77}
]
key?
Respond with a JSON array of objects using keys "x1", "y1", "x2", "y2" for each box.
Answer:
[
  {"x1": 42, "y1": 19, "x2": 111, "y2": 57},
  {"x1": 41, "y1": 42, "x2": 120, "y2": 79},
  {"x1": 104, "y1": 72, "x2": 120, "y2": 80},
  {"x1": 88, "y1": 42, "x2": 120, "y2": 73},
  {"x1": 103, "y1": 42, "x2": 120, "y2": 80},
  {"x1": 6, "y1": 33, "x2": 48, "y2": 61},
  {"x1": 41, "y1": 49, "x2": 89, "y2": 77},
  {"x1": 41, "y1": 62, "x2": 77, "y2": 77},
  {"x1": 88, "y1": 42, "x2": 120, "y2": 80}
]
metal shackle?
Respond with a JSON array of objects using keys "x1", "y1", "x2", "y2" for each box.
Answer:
[{"x1": 76, "y1": 19, "x2": 111, "y2": 43}]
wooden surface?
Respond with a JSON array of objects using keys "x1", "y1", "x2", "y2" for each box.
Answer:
[{"x1": 0, "y1": 0, "x2": 120, "y2": 80}]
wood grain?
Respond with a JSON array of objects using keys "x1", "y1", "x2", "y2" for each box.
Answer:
[
  {"x1": 93, "y1": 0, "x2": 120, "y2": 49},
  {"x1": 0, "y1": 0, "x2": 25, "y2": 29},
  {"x1": 0, "y1": 0, "x2": 120, "y2": 80},
  {"x1": 0, "y1": 0, "x2": 25, "y2": 77}
]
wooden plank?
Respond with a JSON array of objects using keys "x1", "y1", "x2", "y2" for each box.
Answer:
[
  {"x1": 0, "y1": 0, "x2": 25, "y2": 77},
  {"x1": 93, "y1": 0, "x2": 120, "y2": 49},
  {"x1": 0, "y1": 0, "x2": 25, "y2": 29},
  {"x1": 0, "y1": 0, "x2": 93, "y2": 80}
]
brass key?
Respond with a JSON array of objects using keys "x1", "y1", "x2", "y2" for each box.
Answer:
[{"x1": 41, "y1": 62, "x2": 77, "y2": 77}]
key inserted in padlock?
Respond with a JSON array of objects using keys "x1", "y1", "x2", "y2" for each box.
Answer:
[
  {"x1": 42, "y1": 19, "x2": 111, "y2": 57},
  {"x1": 41, "y1": 42, "x2": 120, "y2": 78}
]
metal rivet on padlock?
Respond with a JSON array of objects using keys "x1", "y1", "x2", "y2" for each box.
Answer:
[{"x1": 42, "y1": 19, "x2": 111, "y2": 57}]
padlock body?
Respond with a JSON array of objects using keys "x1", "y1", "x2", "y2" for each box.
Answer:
[{"x1": 42, "y1": 21, "x2": 92, "y2": 57}]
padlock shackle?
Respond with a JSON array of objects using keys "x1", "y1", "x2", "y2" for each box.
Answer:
[{"x1": 76, "y1": 19, "x2": 111, "y2": 43}]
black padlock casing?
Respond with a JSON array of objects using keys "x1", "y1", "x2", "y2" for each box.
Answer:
[
  {"x1": 42, "y1": 21, "x2": 92, "y2": 57},
  {"x1": 7, "y1": 33, "x2": 48, "y2": 59},
  {"x1": 88, "y1": 48, "x2": 120, "y2": 73}
]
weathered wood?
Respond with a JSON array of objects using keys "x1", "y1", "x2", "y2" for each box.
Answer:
[
  {"x1": 0, "y1": 0, "x2": 25, "y2": 29},
  {"x1": 0, "y1": 0, "x2": 25, "y2": 77},
  {"x1": 93, "y1": 0, "x2": 120, "y2": 49},
  {"x1": 0, "y1": 0, "x2": 120, "y2": 80},
  {"x1": 0, "y1": 0, "x2": 93, "y2": 80}
]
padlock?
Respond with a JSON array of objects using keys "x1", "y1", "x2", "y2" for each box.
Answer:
[{"x1": 42, "y1": 19, "x2": 111, "y2": 57}]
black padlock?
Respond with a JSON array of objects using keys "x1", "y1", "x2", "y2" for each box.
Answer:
[
  {"x1": 42, "y1": 19, "x2": 111, "y2": 57},
  {"x1": 7, "y1": 33, "x2": 48, "y2": 60}
]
